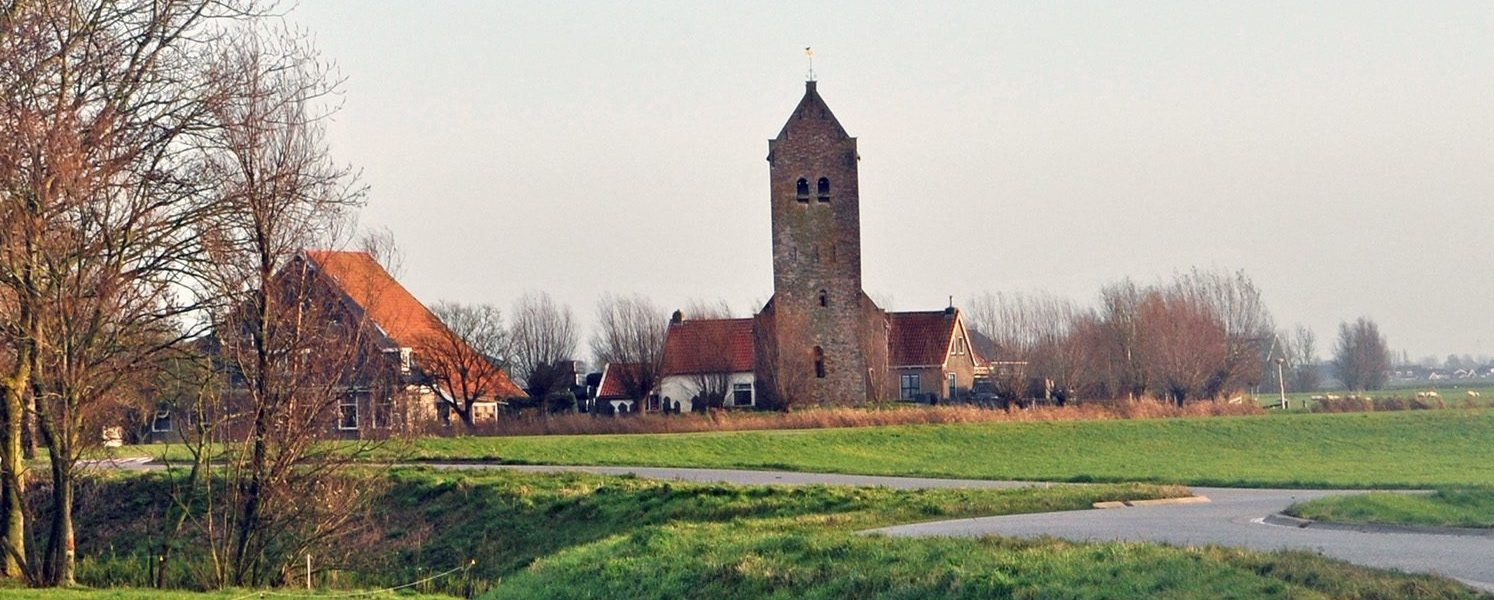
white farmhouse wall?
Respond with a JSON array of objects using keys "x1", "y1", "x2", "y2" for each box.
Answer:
[{"x1": 658, "y1": 372, "x2": 755, "y2": 413}]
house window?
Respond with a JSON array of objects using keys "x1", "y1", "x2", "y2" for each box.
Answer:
[
  {"x1": 816, "y1": 177, "x2": 830, "y2": 202},
  {"x1": 900, "y1": 373, "x2": 920, "y2": 400},
  {"x1": 372, "y1": 394, "x2": 394, "y2": 429},
  {"x1": 818, "y1": 289, "x2": 828, "y2": 307},
  {"x1": 795, "y1": 178, "x2": 810, "y2": 202},
  {"x1": 952, "y1": 337, "x2": 966, "y2": 356},
  {"x1": 151, "y1": 408, "x2": 172, "y2": 433},
  {"x1": 338, "y1": 392, "x2": 359, "y2": 430},
  {"x1": 399, "y1": 348, "x2": 412, "y2": 374},
  {"x1": 947, "y1": 373, "x2": 957, "y2": 398},
  {"x1": 731, "y1": 383, "x2": 753, "y2": 407},
  {"x1": 814, "y1": 346, "x2": 826, "y2": 378}
]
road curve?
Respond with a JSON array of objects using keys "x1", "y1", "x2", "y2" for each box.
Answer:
[
  {"x1": 870, "y1": 486, "x2": 1494, "y2": 593},
  {"x1": 84, "y1": 459, "x2": 1494, "y2": 591}
]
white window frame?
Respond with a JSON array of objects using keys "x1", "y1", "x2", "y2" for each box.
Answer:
[
  {"x1": 947, "y1": 373, "x2": 958, "y2": 398},
  {"x1": 151, "y1": 409, "x2": 172, "y2": 433},
  {"x1": 730, "y1": 383, "x2": 753, "y2": 407},
  {"x1": 338, "y1": 393, "x2": 359, "y2": 430}
]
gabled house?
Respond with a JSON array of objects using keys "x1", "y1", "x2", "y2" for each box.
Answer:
[
  {"x1": 594, "y1": 362, "x2": 644, "y2": 414},
  {"x1": 301, "y1": 250, "x2": 526, "y2": 430},
  {"x1": 888, "y1": 307, "x2": 983, "y2": 403},
  {"x1": 657, "y1": 315, "x2": 757, "y2": 413}
]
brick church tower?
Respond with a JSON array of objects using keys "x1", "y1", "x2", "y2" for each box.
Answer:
[{"x1": 755, "y1": 80, "x2": 889, "y2": 406}]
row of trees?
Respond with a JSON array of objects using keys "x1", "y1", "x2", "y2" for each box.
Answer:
[
  {"x1": 966, "y1": 270, "x2": 1278, "y2": 405},
  {"x1": 0, "y1": 1, "x2": 391, "y2": 588},
  {"x1": 965, "y1": 271, "x2": 1398, "y2": 402}
]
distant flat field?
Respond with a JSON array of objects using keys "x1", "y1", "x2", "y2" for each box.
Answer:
[
  {"x1": 1256, "y1": 384, "x2": 1494, "y2": 410},
  {"x1": 116, "y1": 409, "x2": 1494, "y2": 489},
  {"x1": 395, "y1": 409, "x2": 1494, "y2": 488}
]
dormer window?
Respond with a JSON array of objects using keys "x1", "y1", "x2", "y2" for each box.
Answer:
[
  {"x1": 816, "y1": 177, "x2": 830, "y2": 202},
  {"x1": 795, "y1": 178, "x2": 810, "y2": 202}
]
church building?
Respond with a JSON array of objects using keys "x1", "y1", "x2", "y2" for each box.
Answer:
[{"x1": 656, "y1": 80, "x2": 983, "y2": 411}]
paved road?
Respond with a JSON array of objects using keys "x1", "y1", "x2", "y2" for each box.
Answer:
[
  {"x1": 84, "y1": 459, "x2": 1494, "y2": 592},
  {"x1": 871, "y1": 486, "x2": 1494, "y2": 593}
]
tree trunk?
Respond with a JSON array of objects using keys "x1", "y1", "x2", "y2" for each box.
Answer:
[
  {"x1": 459, "y1": 404, "x2": 476, "y2": 430},
  {"x1": 0, "y1": 374, "x2": 29, "y2": 579},
  {"x1": 44, "y1": 457, "x2": 74, "y2": 587}
]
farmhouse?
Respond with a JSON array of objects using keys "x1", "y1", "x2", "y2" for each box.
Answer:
[
  {"x1": 299, "y1": 250, "x2": 526, "y2": 429},
  {"x1": 144, "y1": 250, "x2": 524, "y2": 441}
]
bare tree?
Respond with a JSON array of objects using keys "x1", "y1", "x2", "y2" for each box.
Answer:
[
  {"x1": 1333, "y1": 317, "x2": 1391, "y2": 392},
  {"x1": 590, "y1": 294, "x2": 666, "y2": 406},
  {"x1": 509, "y1": 291, "x2": 578, "y2": 400},
  {"x1": 423, "y1": 302, "x2": 513, "y2": 428},
  {"x1": 967, "y1": 292, "x2": 1087, "y2": 402},
  {"x1": 1171, "y1": 269, "x2": 1274, "y2": 399},
  {"x1": 0, "y1": 0, "x2": 257, "y2": 584},
  {"x1": 1138, "y1": 288, "x2": 1225, "y2": 405},
  {"x1": 753, "y1": 306, "x2": 812, "y2": 411},
  {"x1": 1288, "y1": 325, "x2": 1320, "y2": 392},
  {"x1": 190, "y1": 23, "x2": 373, "y2": 587},
  {"x1": 1094, "y1": 280, "x2": 1149, "y2": 401}
]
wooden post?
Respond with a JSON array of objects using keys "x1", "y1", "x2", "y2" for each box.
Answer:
[{"x1": 306, "y1": 553, "x2": 312, "y2": 589}]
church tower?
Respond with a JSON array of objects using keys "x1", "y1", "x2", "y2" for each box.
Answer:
[{"x1": 757, "y1": 80, "x2": 888, "y2": 406}]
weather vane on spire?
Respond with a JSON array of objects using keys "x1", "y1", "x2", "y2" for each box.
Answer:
[{"x1": 804, "y1": 46, "x2": 816, "y2": 82}]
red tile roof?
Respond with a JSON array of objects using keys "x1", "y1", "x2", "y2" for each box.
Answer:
[
  {"x1": 302, "y1": 250, "x2": 525, "y2": 399},
  {"x1": 596, "y1": 362, "x2": 641, "y2": 400},
  {"x1": 661, "y1": 318, "x2": 755, "y2": 375},
  {"x1": 888, "y1": 310, "x2": 961, "y2": 368}
]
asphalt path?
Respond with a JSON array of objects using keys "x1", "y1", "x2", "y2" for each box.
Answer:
[{"x1": 84, "y1": 459, "x2": 1494, "y2": 592}]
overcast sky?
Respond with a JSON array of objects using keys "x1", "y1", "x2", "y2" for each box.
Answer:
[{"x1": 287, "y1": 1, "x2": 1493, "y2": 363}]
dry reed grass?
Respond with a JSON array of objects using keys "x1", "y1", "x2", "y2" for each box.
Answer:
[
  {"x1": 1310, "y1": 394, "x2": 1479, "y2": 413},
  {"x1": 440, "y1": 399, "x2": 1264, "y2": 438}
]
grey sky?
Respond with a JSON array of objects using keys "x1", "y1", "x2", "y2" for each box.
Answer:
[{"x1": 289, "y1": 1, "x2": 1494, "y2": 362}]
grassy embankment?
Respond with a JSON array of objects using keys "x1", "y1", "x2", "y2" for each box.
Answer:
[
  {"x1": 62, "y1": 468, "x2": 1488, "y2": 600},
  {"x1": 0, "y1": 581, "x2": 454, "y2": 600},
  {"x1": 1287, "y1": 487, "x2": 1494, "y2": 529},
  {"x1": 73, "y1": 468, "x2": 1182, "y2": 597},
  {"x1": 113, "y1": 408, "x2": 1494, "y2": 488}
]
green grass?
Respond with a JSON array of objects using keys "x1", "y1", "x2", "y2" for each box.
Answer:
[
  {"x1": 1256, "y1": 384, "x2": 1494, "y2": 411},
  {"x1": 56, "y1": 469, "x2": 1492, "y2": 599},
  {"x1": 397, "y1": 409, "x2": 1492, "y2": 488},
  {"x1": 114, "y1": 409, "x2": 1494, "y2": 488},
  {"x1": 486, "y1": 521, "x2": 1483, "y2": 600},
  {"x1": 1287, "y1": 487, "x2": 1494, "y2": 529},
  {"x1": 74, "y1": 468, "x2": 1183, "y2": 597}
]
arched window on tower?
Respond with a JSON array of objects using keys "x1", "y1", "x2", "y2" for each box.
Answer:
[
  {"x1": 813, "y1": 346, "x2": 826, "y2": 378},
  {"x1": 818, "y1": 289, "x2": 828, "y2": 307},
  {"x1": 817, "y1": 177, "x2": 831, "y2": 202},
  {"x1": 795, "y1": 178, "x2": 810, "y2": 202}
]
